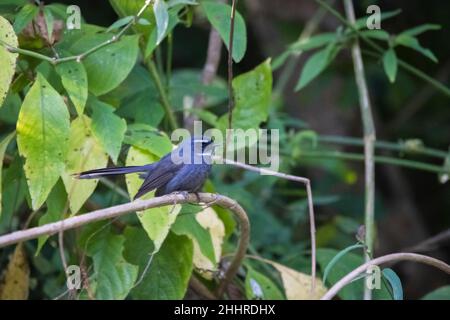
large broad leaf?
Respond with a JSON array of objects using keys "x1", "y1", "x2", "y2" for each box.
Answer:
[
  {"x1": 125, "y1": 146, "x2": 181, "y2": 252},
  {"x1": 36, "y1": 180, "x2": 67, "y2": 254},
  {"x1": 61, "y1": 115, "x2": 108, "y2": 214},
  {"x1": 55, "y1": 60, "x2": 88, "y2": 115},
  {"x1": 90, "y1": 98, "x2": 127, "y2": 164},
  {"x1": 12, "y1": 3, "x2": 38, "y2": 33},
  {"x1": 201, "y1": 1, "x2": 247, "y2": 62},
  {"x1": 124, "y1": 230, "x2": 194, "y2": 300},
  {"x1": 16, "y1": 73, "x2": 70, "y2": 210},
  {"x1": 0, "y1": 16, "x2": 18, "y2": 107},
  {"x1": 123, "y1": 123, "x2": 172, "y2": 158},
  {"x1": 245, "y1": 265, "x2": 284, "y2": 300},
  {"x1": 317, "y1": 248, "x2": 392, "y2": 300},
  {"x1": 172, "y1": 205, "x2": 215, "y2": 261},
  {"x1": 218, "y1": 59, "x2": 272, "y2": 132},
  {"x1": 86, "y1": 226, "x2": 138, "y2": 300},
  {"x1": 69, "y1": 34, "x2": 139, "y2": 95},
  {"x1": 0, "y1": 132, "x2": 15, "y2": 218}
]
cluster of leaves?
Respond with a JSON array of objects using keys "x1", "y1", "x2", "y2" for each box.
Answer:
[{"x1": 0, "y1": 0, "x2": 449, "y2": 300}]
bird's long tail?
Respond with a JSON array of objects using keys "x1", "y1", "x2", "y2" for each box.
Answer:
[{"x1": 75, "y1": 165, "x2": 151, "y2": 179}]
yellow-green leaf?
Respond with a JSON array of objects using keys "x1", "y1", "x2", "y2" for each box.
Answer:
[
  {"x1": 61, "y1": 115, "x2": 108, "y2": 214},
  {"x1": 16, "y1": 73, "x2": 70, "y2": 210},
  {"x1": 125, "y1": 146, "x2": 181, "y2": 252},
  {"x1": 0, "y1": 16, "x2": 18, "y2": 107}
]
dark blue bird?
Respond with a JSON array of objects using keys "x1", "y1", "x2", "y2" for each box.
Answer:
[{"x1": 76, "y1": 136, "x2": 214, "y2": 199}]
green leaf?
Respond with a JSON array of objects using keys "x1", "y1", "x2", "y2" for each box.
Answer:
[
  {"x1": 90, "y1": 98, "x2": 127, "y2": 164},
  {"x1": 61, "y1": 115, "x2": 108, "y2": 214},
  {"x1": 400, "y1": 24, "x2": 441, "y2": 37},
  {"x1": 202, "y1": 1, "x2": 247, "y2": 62},
  {"x1": 86, "y1": 226, "x2": 138, "y2": 299},
  {"x1": 36, "y1": 180, "x2": 67, "y2": 255},
  {"x1": 17, "y1": 73, "x2": 70, "y2": 210},
  {"x1": 127, "y1": 231, "x2": 194, "y2": 299},
  {"x1": 0, "y1": 16, "x2": 18, "y2": 108},
  {"x1": 0, "y1": 132, "x2": 15, "y2": 218},
  {"x1": 289, "y1": 33, "x2": 337, "y2": 51},
  {"x1": 13, "y1": 3, "x2": 39, "y2": 33},
  {"x1": 295, "y1": 43, "x2": 338, "y2": 91},
  {"x1": 218, "y1": 59, "x2": 272, "y2": 131},
  {"x1": 382, "y1": 268, "x2": 403, "y2": 300},
  {"x1": 109, "y1": 0, "x2": 153, "y2": 35},
  {"x1": 353, "y1": 9, "x2": 402, "y2": 30},
  {"x1": 55, "y1": 60, "x2": 88, "y2": 115},
  {"x1": 383, "y1": 49, "x2": 398, "y2": 83},
  {"x1": 106, "y1": 15, "x2": 134, "y2": 33},
  {"x1": 172, "y1": 205, "x2": 216, "y2": 264},
  {"x1": 360, "y1": 29, "x2": 390, "y2": 41},
  {"x1": 245, "y1": 266, "x2": 284, "y2": 300},
  {"x1": 125, "y1": 146, "x2": 181, "y2": 252},
  {"x1": 154, "y1": 0, "x2": 169, "y2": 45},
  {"x1": 70, "y1": 34, "x2": 140, "y2": 95},
  {"x1": 167, "y1": 0, "x2": 198, "y2": 7},
  {"x1": 317, "y1": 248, "x2": 392, "y2": 300},
  {"x1": 322, "y1": 243, "x2": 365, "y2": 283},
  {"x1": 422, "y1": 285, "x2": 450, "y2": 300},
  {"x1": 145, "y1": 7, "x2": 179, "y2": 57},
  {"x1": 395, "y1": 34, "x2": 438, "y2": 63},
  {"x1": 42, "y1": 7, "x2": 54, "y2": 43},
  {"x1": 123, "y1": 123, "x2": 172, "y2": 158}
]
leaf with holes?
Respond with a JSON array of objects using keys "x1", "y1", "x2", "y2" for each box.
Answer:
[
  {"x1": 55, "y1": 60, "x2": 88, "y2": 115},
  {"x1": 61, "y1": 116, "x2": 108, "y2": 214},
  {"x1": 16, "y1": 73, "x2": 70, "y2": 210},
  {"x1": 0, "y1": 16, "x2": 18, "y2": 108}
]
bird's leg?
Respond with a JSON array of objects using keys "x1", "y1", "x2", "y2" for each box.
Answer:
[
  {"x1": 202, "y1": 193, "x2": 219, "y2": 209},
  {"x1": 169, "y1": 191, "x2": 190, "y2": 214}
]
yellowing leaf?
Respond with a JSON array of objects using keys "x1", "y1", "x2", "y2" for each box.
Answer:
[
  {"x1": 0, "y1": 16, "x2": 18, "y2": 107},
  {"x1": 0, "y1": 243, "x2": 29, "y2": 300},
  {"x1": 16, "y1": 73, "x2": 70, "y2": 210},
  {"x1": 272, "y1": 262, "x2": 327, "y2": 300},
  {"x1": 193, "y1": 207, "x2": 225, "y2": 279},
  {"x1": 61, "y1": 115, "x2": 108, "y2": 214},
  {"x1": 125, "y1": 146, "x2": 181, "y2": 252}
]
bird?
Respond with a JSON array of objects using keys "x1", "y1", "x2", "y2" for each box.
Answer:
[{"x1": 75, "y1": 136, "x2": 215, "y2": 199}]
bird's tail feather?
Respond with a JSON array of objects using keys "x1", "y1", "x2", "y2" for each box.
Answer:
[{"x1": 75, "y1": 165, "x2": 149, "y2": 179}]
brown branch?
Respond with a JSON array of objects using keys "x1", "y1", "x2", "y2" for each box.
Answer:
[
  {"x1": 321, "y1": 252, "x2": 450, "y2": 300},
  {"x1": 0, "y1": 193, "x2": 250, "y2": 299},
  {"x1": 216, "y1": 157, "x2": 317, "y2": 292}
]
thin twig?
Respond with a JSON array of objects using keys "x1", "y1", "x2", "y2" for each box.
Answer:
[
  {"x1": 0, "y1": 0, "x2": 154, "y2": 66},
  {"x1": 215, "y1": 156, "x2": 317, "y2": 292},
  {"x1": 343, "y1": 0, "x2": 376, "y2": 300},
  {"x1": 321, "y1": 252, "x2": 450, "y2": 300},
  {"x1": 404, "y1": 229, "x2": 450, "y2": 253}
]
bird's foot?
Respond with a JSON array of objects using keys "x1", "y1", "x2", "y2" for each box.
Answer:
[
  {"x1": 169, "y1": 191, "x2": 190, "y2": 214},
  {"x1": 203, "y1": 193, "x2": 219, "y2": 209}
]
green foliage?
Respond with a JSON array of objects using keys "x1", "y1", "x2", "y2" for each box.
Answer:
[
  {"x1": 421, "y1": 286, "x2": 450, "y2": 300},
  {"x1": 383, "y1": 49, "x2": 398, "y2": 83},
  {"x1": 245, "y1": 265, "x2": 284, "y2": 300},
  {"x1": 0, "y1": 132, "x2": 15, "y2": 217},
  {"x1": 17, "y1": 73, "x2": 70, "y2": 210},
  {"x1": 55, "y1": 61, "x2": 88, "y2": 115},
  {"x1": 382, "y1": 268, "x2": 403, "y2": 300},
  {"x1": 202, "y1": 1, "x2": 247, "y2": 63},
  {"x1": 0, "y1": 16, "x2": 18, "y2": 107}
]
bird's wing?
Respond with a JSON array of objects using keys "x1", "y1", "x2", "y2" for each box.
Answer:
[{"x1": 133, "y1": 158, "x2": 183, "y2": 199}]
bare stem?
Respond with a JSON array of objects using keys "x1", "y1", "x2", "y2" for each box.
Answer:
[
  {"x1": 343, "y1": 0, "x2": 376, "y2": 300},
  {"x1": 321, "y1": 252, "x2": 450, "y2": 300}
]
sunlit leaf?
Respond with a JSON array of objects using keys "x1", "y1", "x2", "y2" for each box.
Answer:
[
  {"x1": 61, "y1": 115, "x2": 108, "y2": 214},
  {"x1": 124, "y1": 123, "x2": 172, "y2": 158},
  {"x1": 0, "y1": 16, "x2": 18, "y2": 107},
  {"x1": 17, "y1": 73, "x2": 70, "y2": 210}
]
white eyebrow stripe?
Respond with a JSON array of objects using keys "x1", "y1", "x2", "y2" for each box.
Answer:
[{"x1": 193, "y1": 139, "x2": 210, "y2": 143}]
